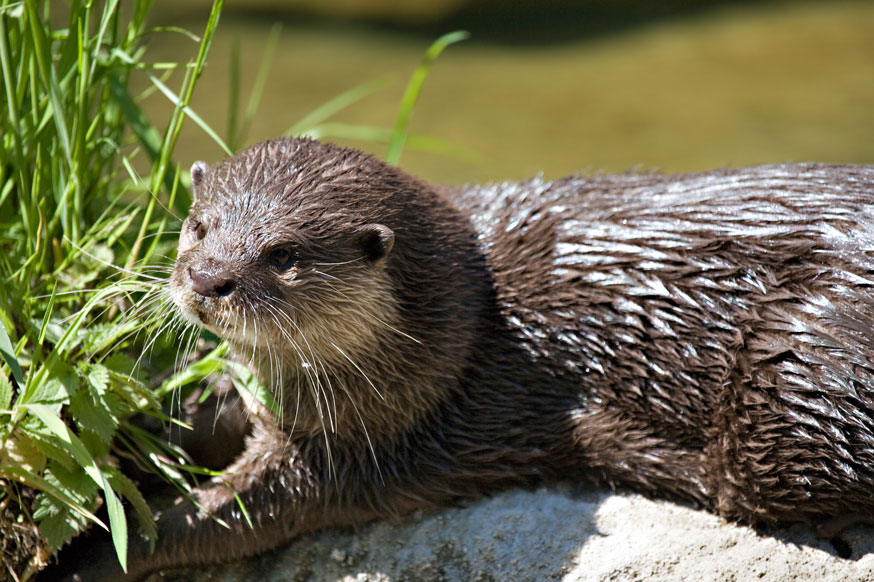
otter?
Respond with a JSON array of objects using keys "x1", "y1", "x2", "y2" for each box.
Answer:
[{"x1": 56, "y1": 138, "x2": 874, "y2": 579}]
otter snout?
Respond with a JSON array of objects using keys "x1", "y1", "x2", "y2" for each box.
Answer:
[{"x1": 188, "y1": 258, "x2": 237, "y2": 298}]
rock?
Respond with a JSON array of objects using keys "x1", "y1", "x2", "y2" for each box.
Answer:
[{"x1": 153, "y1": 487, "x2": 874, "y2": 582}]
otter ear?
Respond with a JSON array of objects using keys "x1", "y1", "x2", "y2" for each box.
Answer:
[
  {"x1": 356, "y1": 224, "x2": 394, "y2": 264},
  {"x1": 190, "y1": 161, "x2": 209, "y2": 202}
]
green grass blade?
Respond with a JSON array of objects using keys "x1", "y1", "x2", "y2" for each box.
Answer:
[
  {"x1": 301, "y1": 122, "x2": 391, "y2": 142},
  {"x1": 108, "y1": 73, "x2": 163, "y2": 161},
  {"x1": 232, "y1": 489, "x2": 253, "y2": 529},
  {"x1": 89, "y1": 0, "x2": 120, "y2": 80},
  {"x1": 287, "y1": 76, "x2": 391, "y2": 137},
  {"x1": 107, "y1": 67, "x2": 182, "y2": 197},
  {"x1": 105, "y1": 479, "x2": 128, "y2": 571},
  {"x1": 0, "y1": 12, "x2": 23, "y2": 164},
  {"x1": 149, "y1": 0, "x2": 224, "y2": 217},
  {"x1": 386, "y1": 30, "x2": 468, "y2": 165},
  {"x1": 154, "y1": 342, "x2": 228, "y2": 398},
  {"x1": 304, "y1": 122, "x2": 481, "y2": 163},
  {"x1": 104, "y1": 467, "x2": 157, "y2": 542},
  {"x1": 238, "y1": 23, "x2": 281, "y2": 147},
  {"x1": 148, "y1": 73, "x2": 232, "y2": 155},
  {"x1": 24, "y1": 1, "x2": 74, "y2": 171},
  {"x1": 0, "y1": 371, "x2": 11, "y2": 410},
  {"x1": 0, "y1": 0, "x2": 231, "y2": 574},
  {"x1": 38, "y1": 281, "x2": 58, "y2": 346},
  {"x1": 24, "y1": 404, "x2": 104, "y2": 488},
  {"x1": 225, "y1": 360, "x2": 280, "y2": 416},
  {"x1": 0, "y1": 318, "x2": 24, "y2": 386},
  {"x1": 227, "y1": 37, "x2": 240, "y2": 149},
  {"x1": 147, "y1": 25, "x2": 201, "y2": 43}
]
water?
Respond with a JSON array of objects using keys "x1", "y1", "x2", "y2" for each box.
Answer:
[{"x1": 142, "y1": 1, "x2": 874, "y2": 185}]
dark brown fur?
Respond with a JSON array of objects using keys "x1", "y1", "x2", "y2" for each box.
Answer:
[{"x1": 60, "y1": 138, "x2": 874, "y2": 579}]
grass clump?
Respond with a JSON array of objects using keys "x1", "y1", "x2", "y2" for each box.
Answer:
[
  {"x1": 0, "y1": 0, "x2": 224, "y2": 578},
  {"x1": 0, "y1": 0, "x2": 464, "y2": 577}
]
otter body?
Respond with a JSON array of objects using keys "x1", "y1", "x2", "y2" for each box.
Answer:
[{"x1": 102, "y1": 139, "x2": 874, "y2": 578}]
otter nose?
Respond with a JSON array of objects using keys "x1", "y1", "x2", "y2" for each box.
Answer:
[{"x1": 188, "y1": 259, "x2": 237, "y2": 298}]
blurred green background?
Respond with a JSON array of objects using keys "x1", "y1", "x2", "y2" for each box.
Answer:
[{"x1": 142, "y1": 0, "x2": 874, "y2": 184}]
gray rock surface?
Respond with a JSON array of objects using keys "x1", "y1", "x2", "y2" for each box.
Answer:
[{"x1": 155, "y1": 487, "x2": 874, "y2": 582}]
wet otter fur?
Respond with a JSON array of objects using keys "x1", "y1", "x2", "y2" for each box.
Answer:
[{"x1": 62, "y1": 138, "x2": 874, "y2": 579}]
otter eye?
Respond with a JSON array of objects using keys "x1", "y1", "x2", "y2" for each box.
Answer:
[
  {"x1": 267, "y1": 246, "x2": 298, "y2": 270},
  {"x1": 190, "y1": 218, "x2": 207, "y2": 241}
]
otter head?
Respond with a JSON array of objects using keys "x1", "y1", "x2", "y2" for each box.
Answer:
[
  {"x1": 170, "y1": 139, "x2": 405, "y2": 371},
  {"x1": 169, "y1": 138, "x2": 490, "y2": 435}
]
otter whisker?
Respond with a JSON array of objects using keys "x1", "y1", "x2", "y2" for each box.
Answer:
[
  {"x1": 311, "y1": 257, "x2": 365, "y2": 268},
  {"x1": 64, "y1": 235, "x2": 174, "y2": 282},
  {"x1": 328, "y1": 341, "x2": 383, "y2": 401},
  {"x1": 277, "y1": 281, "x2": 421, "y2": 346},
  {"x1": 322, "y1": 357, "x2": 382, "y2": 480},
  {"x1": 263, "y1": 289, "x2": 380, "y2": 457},
  {"x1": 259, "y1": 301, "x2": 313, "y2": 437},
  {"x1": 131, "y1": 293, "x2": 179, "y2": 368},
  {"x1": 260, "y1": 301, "x2": 289, "y2": 425},
  {"x1": 259, "y1": 298, "x2": 337, "y2": 475}
]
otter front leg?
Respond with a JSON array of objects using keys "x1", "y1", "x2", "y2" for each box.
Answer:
[
  {"x1": 60, "y1": 423, "x2": 372, "y2": 581},
  {"x1": 127, "y1": 423, "x2": 382, "y2": 580},
  {"x1": 130, "y1": 474, "x2": 302, "y2": 579}
]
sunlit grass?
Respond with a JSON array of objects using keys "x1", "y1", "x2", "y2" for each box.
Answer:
[
  {"x1": 0, "y1": 0, "x2": 224, "y2": 577},
  {"x1": 0, "y1": 1, "x2": 464, "y2": 577}
]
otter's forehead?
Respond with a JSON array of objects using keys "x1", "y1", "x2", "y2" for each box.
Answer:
[
  {"x1": 201, "y1": 139, "x2": 389, "y2": 225},
  {"x1": 190, "y1": 187, "x2": 354, "y2": 255}
]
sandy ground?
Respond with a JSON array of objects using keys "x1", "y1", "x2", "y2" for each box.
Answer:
[{"x1": 155, "y1": 486, "x2": 874, "y2": 582}]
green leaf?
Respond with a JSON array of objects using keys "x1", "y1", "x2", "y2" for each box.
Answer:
[
  {"x1": 31, "y1": 460, "x2": 101, "y2": 551},
  {"x1": 82, "y1": 320, "x2": 141, "y2": 354},
  {"x1": 0, "y1": 317, "x2": 23, "y2": 385},
  {"x1": 106, "y1": 476, "x2": 128, "y2": 572},
  {"x1": 24, "y1": 403, "x2": 129, "y2": 570},
  {"x1": 104, "y1": 352, "x2": 138, "y2": 378},
  {"x1": 69, "y1": 384, "x2": 117, "y2": 444},
  {"x1": 104, "y1": 353, "x2": 160, "y2": 411},
  {"x1": 77, "y1": 428, "x2": 111, "y2": 460},
  {"x1": 0, "y1": 431, "x2": 47, "y2": 474},
  {"x1": 2, "y1": 465, "x2": 105, "y2": 532},
  {"x1": 20, "y1": 415, "x2": 76, "y2": 471},
  {"x1": 35, "y1": 504, "x2": 84, "y2": 552},
  {"x1": 23, "y1": 360, "x2": 76, "y2": 407},
  {"x1": 87, "y1": 363, "x2": 110, "y2": 394},
  {"x1": 24, "y1": 404, "x2": 100, "y2": 484}
]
